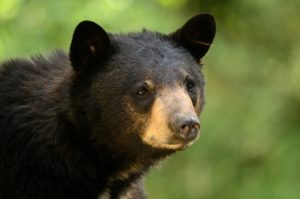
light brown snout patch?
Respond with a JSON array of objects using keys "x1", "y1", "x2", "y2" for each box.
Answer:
[{"x1": 142, "y1": 87, "x2": 200, "y2": 150}]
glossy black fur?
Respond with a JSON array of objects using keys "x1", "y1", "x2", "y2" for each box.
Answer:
[{"x1": 0, "y1": 14, "x2": 215, "y2": 199}]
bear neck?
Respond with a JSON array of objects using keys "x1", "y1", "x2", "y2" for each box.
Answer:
[{"x1": 91, "y1": 137, "x2": 175, "y2": 181}]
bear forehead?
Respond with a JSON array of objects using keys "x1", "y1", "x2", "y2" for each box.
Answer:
[{"x1": 107, "y1": 31, "x2": 201, "y2": 81}]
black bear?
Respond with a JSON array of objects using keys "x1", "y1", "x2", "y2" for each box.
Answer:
[{"x1": 0, "y1": 13, "x2": 216, "y2": 199}]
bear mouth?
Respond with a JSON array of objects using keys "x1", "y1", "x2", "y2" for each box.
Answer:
[
  {"x1": 142, "y1": 131, "x2": 200, "y2": 151},
  {"x1": 168, "y1": 132, "x2": 200, "y2": 150}
]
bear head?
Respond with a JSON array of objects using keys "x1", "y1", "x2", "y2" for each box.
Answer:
[{"x1": 69, "y1": 14, "x2": 216, "y2": 162}]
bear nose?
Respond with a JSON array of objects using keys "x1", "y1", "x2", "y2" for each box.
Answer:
[{"x1": 175, "y1": 116, "x2": 200, "y2": 141}]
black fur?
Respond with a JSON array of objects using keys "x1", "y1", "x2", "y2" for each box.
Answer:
[{"x1": 0, "y1": 14, "x2": 216, "y2": 199}]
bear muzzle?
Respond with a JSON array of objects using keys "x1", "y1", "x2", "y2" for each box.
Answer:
[{"x1": 142, "y1": 86, "x2": 201, "y2": 150}]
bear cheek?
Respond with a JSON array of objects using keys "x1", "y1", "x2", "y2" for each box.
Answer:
[{"x1": 141, "y1": 96, "x2": 179, "y2": 150}]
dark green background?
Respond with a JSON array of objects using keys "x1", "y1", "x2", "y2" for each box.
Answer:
[{"x1": 1, "y1": 0, "x2": 299, "y2": 198}]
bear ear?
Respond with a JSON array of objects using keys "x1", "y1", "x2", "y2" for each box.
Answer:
[
  {"x1": 170, "y1": 13, "x2": 216, "y2": 61},
  {"x1": 70, "y1": 21, "x2": 111, "y2": 72}
]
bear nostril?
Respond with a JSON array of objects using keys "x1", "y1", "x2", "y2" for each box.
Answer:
[
  {"x1": 180, "y1": 124, "x2": 189, "y2": 134},
  {"x1": 177, "y1": 118, "x2": 200, "y2": 141}
]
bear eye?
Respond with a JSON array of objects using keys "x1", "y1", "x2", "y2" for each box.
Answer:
[
  {"x1": 136, "y1": 85, "x2": 150, "y2": 97},
  {"x1": 132, "y1": 82, "x2": 155, "y2": 112},
  {"x1": 185, "y1": 78, "x2": 196, "y2": 91}
]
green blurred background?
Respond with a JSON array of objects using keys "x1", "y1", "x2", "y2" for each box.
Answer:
[{"x1": 1, "y1": 0, "x2": 299, "y2": 198}]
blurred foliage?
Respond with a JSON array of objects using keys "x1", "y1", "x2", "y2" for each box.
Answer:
[{"x1": 1, "y1": 0, "x2": 300, "y2": 198}]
